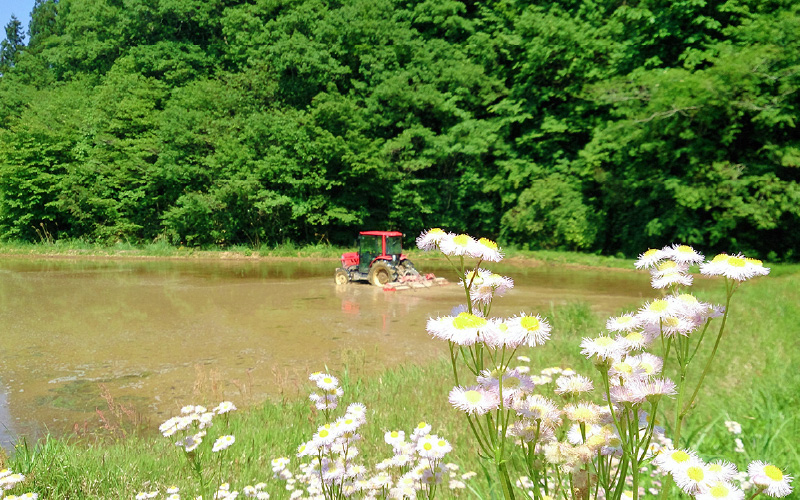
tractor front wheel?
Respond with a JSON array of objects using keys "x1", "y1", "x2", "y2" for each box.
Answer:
[
  {"x1": 368, "y1": 261, "x2": 395, "y2": 286},
  {"x1": 334, "y1": 268, "x2": 350, "y2": 285}
]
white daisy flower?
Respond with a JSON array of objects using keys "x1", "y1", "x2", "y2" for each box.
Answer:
[
  {"x1": 628, "y1": 352, "x2": 664, "y2": 377},
  {"x1": 463, "y1": 269, "x2": 514, "y2": 304},
  {"x1": 748, "y1": 461, "x2": 793, "y2": 497},
  {"x1": 384, "y1": 430, "x2": 405, "y2": 448},
  {"x1": 674, "y1": 461, "x2": 712, "y2": 494},
  {"x1": 701, "y1": 254, "x2": 770, "y2": 281},
  {"x1": 468, "y1": 237, "x2": 503, "y2": 262},
  {"x1": 315, "y1": 374, "x2": 339, "y2": 391},
  {"x1": 448, "y1": 386, "x2": 500, "y2": 415},
  {"x1": 663, "y1": 244, "x2": 705, "y2": 264},
  {"x1": 345, "y1": 402, "x2": 367, "y2": 421},
  {"x1": 214, "y1": 401, "x2": 237, "y2": 414},
  {"x1": 635, "y1": 248, "x2": 668, "y2": 269},
  {"x1": 160, "y1": 416, "x2": 182, "y2": 437},
  {"x1": 554, "y1": 374, "x2": 594, "y2": 396},
  {"x1": 564, "y1": 402, "x2": 603, "y2": 425},
  {"x1": 652, "y1": 270, "x2": 693, "y2": 289},
  {"x1": 636, "y1": 299, "x2": 674, "y2": 324},
  {"x1": 412, "y1": 421, "x2": 432, "y2": 439},
  {"x1": 606, "y1": 313, "x2": 641, "y2": 333},
  {"x1": 483, "y1": 318, "x2": 527, "y2": 349},
  {"x1": 512, "y1": 394, "x2": 561, "y2": 428},
  {"x1": 439, "y1": 233, "x2": 479, "y2": 257},
  {"x1": 416, "y1": 435, "x2": 452, "y2": 460},
  {"x1": 426, "y1": 312, "x2": 488, "y2": 346},
  {"x1": 580, "y1": 335, "x2": 624, "y2": 361},
  {"x1": 617, "y1": 330, "x2": 656, "y2": 351},
  {"x1": 653, "y1": 447, "x2": 699, "y2": 474},
  {"x1": 416, "y1": 228, "x2": 450, "y2": 251},
  {"x1": 212, "y1": 435, "x2": 236, "y2": 452},
  {"x1": 667, "y1": 293, "x2": 710, "y2": 316},
  {"x1": 708, "y1": 460, "x2": 739, "y2": 481},
  {"x1": 505, "y1": 313, "x2": 552, "y2": 347}
]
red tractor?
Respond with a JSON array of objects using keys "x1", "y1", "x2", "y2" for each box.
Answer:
[{"x1": 335, "y1": 231, "x2": 419, "y2": 286}]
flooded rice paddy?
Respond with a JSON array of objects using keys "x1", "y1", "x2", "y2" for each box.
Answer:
[{"x1": 0, "y1": 257, "x2": 656, "y2": 445}]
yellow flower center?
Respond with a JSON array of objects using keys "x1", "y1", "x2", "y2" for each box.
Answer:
[
  {"x1": 587, "y1": 435, "x2": 605, "y2": 447},
  {"x1": 608, "y1": 437, "x2": 621, "y2": 447},
  {"x1": 453, "y1": 234, "x2": 470, "y2": 247},
  {"x1": 678, "y1": 293, "x2": 698, "y2": 304},
  {"x1": 617, "y1": 316, "x2": 634, "y2": 324},
  {"x1": 712, "y1": 254, "x2": 730, "y2": 262},
  {"x1": 319, "y1": 430, "x2": 329, "y2": 438},
  {"x1": 613, "y1": 362, "x2": 633, "y2": 374},
  {"x1": 423, "y1": 442, "x2": 432, "y2": 451},
  {"x1": 452, "y1": 312, "x2": 487, "y2": 330},
  {"x1": 649, "y1": 300, "x2": 668, "y2": 313},
  {"x1": 657, "y1": 260, "x2": 677, "y2": 271},
  {"x1": 503, "y1": 377, "x2": 520, "y2": 389},
  {"x1": 466, "y1": 271, "x2": 484, "y2": 285},
  {"x1": 595, "y1": 337, "x2": 614, "y2": 347},
  {"x1": 687, "y1": 466, "x2": 704, "y2": 481},
  {"x1": 464, "y1": 390, "x2": 483, "y2": 404},
  {"x1": 520, "y1": 316, "x2": 541, "y2": 331},
  {"x1": 417, "y1": 421, "x2": 427, "y2": 429},
  {"x1": 478, "y1": 238, "x2": 498, "y2": 250},
  {"x1": 729, "y1": 257, "x2": 746, "y2": 268},
  {"x1": 640, "y1": 362, "x2": 654, "y2": 374},
  {"x1": 390, "y1": 431, "x2": 399, "y2": 438},
  {"x1": 323, "y1": 377, "x2": 333, "y2": 384},
  {"x1": 664, "y1": 317, "x2": 679, "y2": 327},
  {"x1": 710, "y1": 484, "x2": 729, "y2": 497},
  {"x1": 572, "y1": 407, "x2": 594, "y2": 421},
  {"x1": 672, "y1": 450, "x2": 690, "y2": 463},
  {"x1": 437, "y1": 440, "x2": 446, "y2": 447},
  {"x1": 625, "y1": 332, "x2": 643, "y2": 343},
  {"x1": 677, "y1": 245, "x2": 693, "y2": 254},
  {"x1": 745, "y1": 257, "x2": 763, "y2": 266},
  {"x1": 429, "y1": 228, "x2": 445, "y2": 235},
  {"x1": 764, "y1": 465, "x2": 784, "y2": 481},
  {"x1": 643, "y1": 249, "x2": 658, "y2": 257}
]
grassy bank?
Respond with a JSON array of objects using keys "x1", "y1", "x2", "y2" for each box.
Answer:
[
  {"x1": 0, "y1": 239, "x2": 638, "y2": 270},
  {"x1": 1, "y1": 261, "x2": 797, "y2": 499}
]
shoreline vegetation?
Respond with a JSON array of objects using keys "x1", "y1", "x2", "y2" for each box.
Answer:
[
  {"x1": 0, "y1": 240, "x2": 640, "y2": 270},
  {"x1": 0, "y1": 246, "x2": 797, "y2": 498}
]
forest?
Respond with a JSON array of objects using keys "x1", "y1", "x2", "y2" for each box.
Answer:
[{"x1": 0, "y1": 0, "x2": 798, "y2": 259}]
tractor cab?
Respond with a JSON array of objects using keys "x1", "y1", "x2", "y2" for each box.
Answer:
[{"x1": 356, "y1": 231, "x2": 403, "y2": 274}]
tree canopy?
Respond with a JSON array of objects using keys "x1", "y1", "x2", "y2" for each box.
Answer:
[{"x1": 0, "y1": 0, "x2": 798, "y2": 259}]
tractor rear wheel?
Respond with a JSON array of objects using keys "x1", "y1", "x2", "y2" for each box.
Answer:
[
  {"x1": 368, "y1": 261, "x2": 395, "y2": 286},
  {"x1": 334, "y1": 268, "x2": 349, "y2": 285}
]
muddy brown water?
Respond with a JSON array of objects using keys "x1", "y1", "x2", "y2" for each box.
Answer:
[{"x1": 0, "y1": 257, "x2": 657, "y2": 446}]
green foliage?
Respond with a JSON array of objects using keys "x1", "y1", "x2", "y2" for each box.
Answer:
[
  {"x1": 0, "y1": 15, "x2": 25, "y2": 73},
  {"x1": 0, "y1": 0, "x2": 798, "y2": 258}
]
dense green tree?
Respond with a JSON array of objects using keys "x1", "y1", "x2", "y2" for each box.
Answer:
[{"x1": 0, "y1": 0, "x2": 797, "y2": 259}]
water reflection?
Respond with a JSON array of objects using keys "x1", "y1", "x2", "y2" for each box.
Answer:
[{"x1": 0, "y1": 257, "x2": 657, "y2": 442}]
